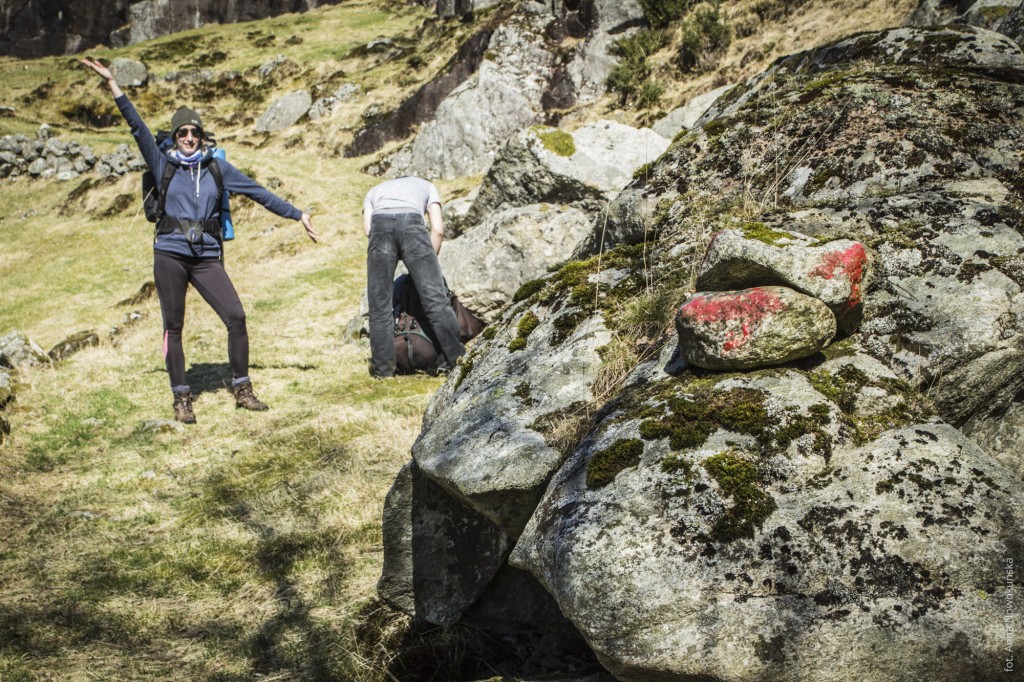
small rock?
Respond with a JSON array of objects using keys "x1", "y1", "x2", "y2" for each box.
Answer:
[{"x1": 676, "y1": 286, "x2": 837, "y2": 370}]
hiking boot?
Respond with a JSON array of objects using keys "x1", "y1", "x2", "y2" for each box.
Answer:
[
  {"x1": 172, "y1": 391, "x2": 196, "y2": 424},
  {"x1": 232, "y1": 381, "x2": 269, "y2": 411}
]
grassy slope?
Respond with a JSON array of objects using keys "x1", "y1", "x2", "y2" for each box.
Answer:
[{"x1": 0, "y1": 1, "x2": 915, "y2": 680}]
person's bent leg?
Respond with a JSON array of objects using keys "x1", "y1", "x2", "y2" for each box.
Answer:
[
  {"x1": 190, "y1": 259, "x2": 267, "y2": 411},
  {"x1": 398, "y1": 219, "x2": 465, "y2": 369},
  {"x1": 367, "y1": 216, "x2": 401, "y2": 377},
  {"x1": 190, "y1": 259, "x2": 248, "y2": 381}
]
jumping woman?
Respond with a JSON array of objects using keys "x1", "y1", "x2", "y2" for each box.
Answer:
[{"x1": 81, "y1": 57, "x2": 320, "y2": 424}]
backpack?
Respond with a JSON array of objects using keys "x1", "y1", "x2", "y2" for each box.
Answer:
[
  {"x1": 141, "y1": 131, "x2": 232, "y2": 240},
  {"x1": 392, "y1": 275, "x2": 486, "y2": 374}
]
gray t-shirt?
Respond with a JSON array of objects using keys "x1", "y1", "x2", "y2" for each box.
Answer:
[{"x1": 363, "y1": 176, "x2": 442, "y2": 216}]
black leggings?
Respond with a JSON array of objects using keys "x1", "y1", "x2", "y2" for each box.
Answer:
[{"x1": 154, "y1": 251, "x2": 247, "y2": 390}]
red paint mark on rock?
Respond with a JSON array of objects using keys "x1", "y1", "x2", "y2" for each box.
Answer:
[
  {"x1": 679, "y1": 288, "x2": 788, "y2": 353},
  {"x1": 808, "y1": 243, "x2": 867, "y2": 309}
]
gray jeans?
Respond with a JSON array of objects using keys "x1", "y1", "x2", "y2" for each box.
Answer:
[{"x1": 367, "y1": 212, "x2": 465, "y2": 377}]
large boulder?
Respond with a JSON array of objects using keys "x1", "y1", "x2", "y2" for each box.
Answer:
[
  {"x1": 381, "y1": 24, "x2": 1024, "y2": 680},
  {"x1": 464, "y1": 121, "x2": 670, "y2": 227},
  {"x1": 906, "y1": 0, "x2": 1024, "y2": 44},
  {"x1": 652, "y1": 84, "x2": 734, "y2": 140},
  {"x1": 440, "y1": 203, "x2": 593, "y2": 321},
  {"x1": 378, "y1": 461, "x2": 513, "y2": 626},
  {"x1": 109, "y1": 57, "x2": 148, "y2": 87}
]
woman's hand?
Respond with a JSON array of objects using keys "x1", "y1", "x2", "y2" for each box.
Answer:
[
  {"x1": 80, "y1": 58, "x2": 123, "y2": 98},
  {"x1": 300, "y1": 212, "x2": 320, "y2": 243},
  {"x1": 81, "y1": 57, "x2": 113, "y2": 81}
]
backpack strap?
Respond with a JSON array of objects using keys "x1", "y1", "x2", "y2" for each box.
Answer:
[{"x1": 156, "y1": 160, "x2": 176, "y2": 224}]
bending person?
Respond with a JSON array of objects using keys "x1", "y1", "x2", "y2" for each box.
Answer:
[
  {"x1": 363, "y1": 176, "x2": 464, "y2": 377},
  {"x1": 82, "y1": 57, "x2": 320, "y2": 424}
]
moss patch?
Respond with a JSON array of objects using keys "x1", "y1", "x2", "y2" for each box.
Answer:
[
  {"x1": 739, "y1": 221, "x2": 792, "y2": 246},
  {"x1": 509, "y1": 311, "x2": 540, "y2": 352},
  {"x1": 535, "y1": 129, "x2": 575, "y2": 157},
  {"x1": 587, "y1": 438, "x2": 645, "y2": 487},
  {"x1": 703, "y1": 451, "x2": 777, "y2": 541}
]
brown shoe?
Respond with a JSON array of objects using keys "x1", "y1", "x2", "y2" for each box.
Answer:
[
  {"x1": 232, "y1": 381, "x2": 268, "y2": 411},
  {"x1": 172, "y1": 391, "x2": 196, "y2": 424}
]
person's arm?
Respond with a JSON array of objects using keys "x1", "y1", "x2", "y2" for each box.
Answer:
[
  {"x1": 81, "y1": 57, "x2": 164, "y2": 173},
  {"x1": 220, "y1": 162, "x2": 318, "y2": 242},
  {"x1": 426, "y1": 202, "x2": 444, "y2": 255}
]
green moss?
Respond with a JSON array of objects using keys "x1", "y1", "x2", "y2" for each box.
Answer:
[
  {"x1": 536, "y1": 129, "x2": 576, "y2": 157},
  {"x1": 703, "y1": 451, "x2": 777, "y2": 541},
  {"x1": 587, "y1": 438, "x2": 645, "y2": 487},
  {"x1": 633, "y1": 161, "x2": 656, "y2": 181},
  {"x1": 739, "y1": 221, "x2": 791, "y2": 245},
  {"x1": 638, "y1": 385, "x2": 770, "y2": 450},
  {"x1": 513, "y1": 278, "x2": 546, "y2": 303},
  {"x1": 454, "y1": 351, "x2": 476, "y2": 390},
  {"x1": 509, "y1": 311, "x2": 541, "y2": 352},
  {"x1": 661, "y1": 453, "x2": 695, "y2": 479},
  {"x1": 808, "y1": 364, "x2": 870, "y2": 414},
  {"x1": 703, "y1": 119, "x2": 727, "y2": 138},
  {"x1": 481, "y1": 325, "x2": 498, "y2": 340}
]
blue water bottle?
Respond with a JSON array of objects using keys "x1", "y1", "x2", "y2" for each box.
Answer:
[{"x1": 211, "y1": 147, "x2": 234, "y2": 241}]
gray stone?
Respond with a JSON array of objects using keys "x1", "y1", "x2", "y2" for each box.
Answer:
[
  {"x1": 466, "y1": 121, "x2": 669, "y2": 226},
  {"x1": 414, "y1": 296, "x2": 614, "y2": 536},
  {"x1": 0, "y1": 370, "x2": 14, "y2": 408},
  {"x1": 440, "y1": 204, "x2": 593, "y2": 321},
  {"x1": 676, "y1": 286, "x2": 837, "y2": 370},
  {"x1": 254, "y1": 90, "x2": 312, "y2": 133},
  {"x1": 0, "y1": 331, "x2": 50, "y2": 369},
  {"x1": 110, "y1": 57, "x2": 148, "y2": 87},
  {"x1": 378, "y1": 460, "x2": 513, "y2": 625},
  {"x1": 513, "y1": 410, "x2": 1024, "y2": 682},
  {"x1": 48, "y1": 330, "x2": 100, "y2": 361}
]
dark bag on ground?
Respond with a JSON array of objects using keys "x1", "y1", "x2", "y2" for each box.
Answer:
[{"x1": 392, "y1": 274, "x2": 486, "y2": 374}]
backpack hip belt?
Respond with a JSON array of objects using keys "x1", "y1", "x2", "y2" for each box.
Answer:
[{"x1": 156, "y1": 216, "x2": 222, "y2": 243}]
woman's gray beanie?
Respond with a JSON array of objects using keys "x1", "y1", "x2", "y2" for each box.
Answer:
[{"x1": 170, "y1": 107, "x2": 203, "y2": 137}]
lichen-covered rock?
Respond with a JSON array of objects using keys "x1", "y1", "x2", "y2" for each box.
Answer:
[
  {"x1": 652, "y1": 84, "x2": 733, "y2": 140},
  {"x1": 413, "y1": 294, "x2": 613, "y2": 535},
  {"x1": 378, "y1": 461, "x2": 513, "y2": 626},
  {"x1": 440, "y1": 203, "x2": 593, "y2": 321},
  {"x1": 512, "y1": 366, "x2": 1024, "y2": 682},
  {"x1": 254, "y1": 90, "x2": 311, "y2": 133},
  {"x1": 464, "y1": 121, "x2": 670, "y2": 227},
  {"x1": 0, "y1": 331, "x2": 50, "y2": 369},
  {"x1": 0, "y1": 369, "x2": 14, "y2": 408},
  {"x1": 677, "y1": 286, "x2": 837, "y2": 370},
  {"x1": 697, "y1": 228, "x2": 871, "y2": 334},
  {"x1": 907, "y1": 0, "x2": 1024, "y2": 45},
  {"x1": 579, "y1": 25, "x2": 1024, "y2": 427},
  {"x1": 48, "y1": 330, "x2": 99, "y2": 361}
]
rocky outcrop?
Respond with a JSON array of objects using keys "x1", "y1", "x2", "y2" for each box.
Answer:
[
  {"x1": 0, "y1": 331, "x2": 51, "y2": 369},
  {"x1": 906, "y1": 0, "x2": 1024, "y2": 44},
  {"x1": 355, "y1": 0, "x2": 649, "y2": 179},
  {"x1": 652, "y1": 84, "x2": 733, "y2": 140},
  {"x1": 381, "y1": 24, "x2": 1024, "y2": 681},
  {"x1": 0, "y1": 0, "x2": 347, "y2": 57}
]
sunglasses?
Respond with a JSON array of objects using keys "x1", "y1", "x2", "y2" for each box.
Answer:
[{"x1": 175, "y1": 127, "x2": 202, "y2": 139}]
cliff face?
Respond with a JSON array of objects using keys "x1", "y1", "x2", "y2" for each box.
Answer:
[{"x1": 0, "y1": 0, "x2": 342, "y2": 57}]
